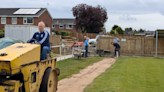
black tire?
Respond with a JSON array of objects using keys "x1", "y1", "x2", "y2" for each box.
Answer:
[{"x1": 39, "y1": 68, "x2": 58, "y2": 92}]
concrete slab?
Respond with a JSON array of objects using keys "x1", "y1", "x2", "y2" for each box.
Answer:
[{"x1": 55, "y1": 55, "x2": 74, "y2": 62}]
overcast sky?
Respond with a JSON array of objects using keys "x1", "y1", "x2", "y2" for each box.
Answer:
[{"x1": 1, "y1": 0, "x2": 164, "y2": 32}]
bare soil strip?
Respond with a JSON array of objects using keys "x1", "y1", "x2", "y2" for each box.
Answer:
[{"x1": 57, "y1": 58, "x2": 116, "y2": 92}]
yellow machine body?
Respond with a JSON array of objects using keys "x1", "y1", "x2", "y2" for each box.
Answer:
[
  {"x1": 0, "y1": 43, "x2": 59, "y2": 92},
  {"x1": 0, "y1": 43, "x2": 40, "y2": 76}
]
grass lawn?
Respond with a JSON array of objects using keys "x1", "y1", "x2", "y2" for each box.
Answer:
[
  {"x1": 57, "y1": 57, "x2": 104, "y2": 80},
  {"x1": 84, "y1": 56, "x2": 164, "y2": 92}
]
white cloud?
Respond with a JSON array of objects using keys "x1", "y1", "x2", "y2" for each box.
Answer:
[
  {"x1": 105, "y1": 13, "x2": 164, "y2": 32},
  {"x1": 119, "y1": 15, "x2": 137, "y2": 21}
]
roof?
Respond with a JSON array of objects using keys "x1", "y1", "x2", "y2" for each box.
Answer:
[
  {"x1": 0, "y1": 8, "x2": 51, "y2": 18},
  {"x1": 125, "y1": 30, "x2": 134, "y2": 35},
  {"x1": 53, "y1": 18, "x2": 75, "y2": 25},
  {"x1": 154, "y1": 30, "x2": 164, "y2": 38},
  {"x1": 135, "y1": 32, "x2": 145, "y2": 35},
  {"x1": 145, "y1": 31, "x2": 155, "y2": 33},
  {"x1": 145, "y1": 31, "x2": 155, "y2": 35}
]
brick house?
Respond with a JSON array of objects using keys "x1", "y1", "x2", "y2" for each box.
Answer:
[
  {"x1": 52, "y1": 18, "x2": 80, "y2": 33},
  {"x1": 0, "y1": 8, "x2": 53, "y2": 32}
]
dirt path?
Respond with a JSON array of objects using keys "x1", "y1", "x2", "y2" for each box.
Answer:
[{"x1": 57, "y1": 58, "x2": 116, "y2": 92}]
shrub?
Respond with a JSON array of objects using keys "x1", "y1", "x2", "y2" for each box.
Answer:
[
  {"x1": 52, "y1": 30, "x2": 71, "y2": 36},
  {"x1": 0, "y1": 29, "x2": 4, "y2": 32},
  {"x1": 54, "y1": 30, "x2": 61, "y2": 35},
  {"x1": 61, "y1": 31, "x2": 71, "y2": 36},
  {"x1": 0, "y1": 32, "x2": 4, "y2": 38},
  {"x1": 0, "y1": 29, "x2": 4, "y2": 38}
]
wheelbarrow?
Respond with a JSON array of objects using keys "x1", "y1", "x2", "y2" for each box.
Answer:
[
  {"x1": 74, "y1": 53, "x2": 83, "y2": 59},
  {"x1": 96, "y1": 50, "x2": 111, "y2": 57}
]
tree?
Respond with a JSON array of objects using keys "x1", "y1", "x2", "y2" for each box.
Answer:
[
  {"x1": 116, "y1": 27, "x2": 124, "y2": 34},
  {"x1": 72, "y1": 4, "x2": 108, "y2": 33},
  {"x1": 112, "y1": 25, "x2": 119, "y2": 30},
  {"x1": 125, "y1": 27, "x2": 133, "y2": 31},
  {"x1": 110, "y1": 30, "x2": 118, "y2": 34},
  {"x1": 139, "y1": 29, "x2": 145, "y2": 32},
  {"x1": 129, "y1": 27, "x2": 132, "y2": 31}
]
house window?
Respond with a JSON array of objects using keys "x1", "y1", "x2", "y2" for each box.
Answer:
[
  {"x1": 12, "y1": 17, "x2": 17, "y2": 24},
  {"x1": 1, "y1": 17, "x2": 6, "y2": 24},
  {"x1": 52, "y1": 25, "x2": 55, "y2": 28},
  {"x1": 23, "y1": 17, "x2": 33, "y2": 24},
  {"x1": 59, "y1": 24, "x2": 64, "y2": 29},
  {"x1": 66, "y1": 25, "x2": 73, "y2": 29}
]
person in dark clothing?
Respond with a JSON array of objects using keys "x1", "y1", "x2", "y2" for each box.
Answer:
[
  {"x1": 28, "y1": 21, "x2": 50, "y2": 61},
  {"x1": 111, "y1": 42, "x2": 120, "y2": 58},
  {"x1": 114, "y1": 36, "x2": 120, "y2": 56}
]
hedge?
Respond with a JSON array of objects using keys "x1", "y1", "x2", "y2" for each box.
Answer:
[{"x1": 53, "y1": 30, "x2": 71, "y2": 36}]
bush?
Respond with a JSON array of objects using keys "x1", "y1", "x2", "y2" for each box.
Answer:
[
  {"x1": 0, "y1": 29, "x2": 4, "y2": 38},
  {"x1": 52, "y1": 30, "x2": 71, "y2": 36},
  {"x1": 60, "y1": 31, "x2": 71, "y2": 36},
  {"x1": 0, "y1": 32, "x2": 4, "y2": 38},
  {"x1": 0, "y1": 29, "x2": 4, "y2": 32},
  {"x1": 54, "y1": 30, "x2": 61, "y2": 35}
]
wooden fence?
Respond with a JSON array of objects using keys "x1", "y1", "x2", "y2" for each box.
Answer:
[
  {"x1": 49, "y1": 35, "x2": 61, "y2": 52},
  {"x1": 70, "y1": 33, "x2": 98, "y2": 41},
  {"x1": 70, "y1": 33, "x2": 146, "y2": 42},
  {"x1": 97, "y1": 36, "x2": 164, "y2": 57}
]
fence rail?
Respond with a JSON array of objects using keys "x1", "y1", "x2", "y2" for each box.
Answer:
[
  {"x1": 70, "y1": 32, "x2": 146, "y2": 42},
  {"x1": 70, "y1": 33, "x2": 98, "y2": 41},
  {"x1": 51, "y1": 45, "x2": 73, "y2": 61}
]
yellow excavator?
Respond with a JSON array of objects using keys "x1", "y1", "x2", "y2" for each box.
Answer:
[{"x1": 0, "y1": 43, "x2": 59, "y2": 92}]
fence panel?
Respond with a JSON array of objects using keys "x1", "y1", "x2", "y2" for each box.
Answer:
[
  {"x1": 97, "y1": 36, "x2": 164, "y2": 57},
  {"x1": 50, "y1": 35, "x2": 61, "y2": 53}
]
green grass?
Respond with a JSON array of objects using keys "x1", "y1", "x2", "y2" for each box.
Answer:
[
  {"x1": 84, "y1": 56, "x2": 164, "y2": 92},
  {"x1": 57, "y1": 57, "x2": 104, "y2": 80}
]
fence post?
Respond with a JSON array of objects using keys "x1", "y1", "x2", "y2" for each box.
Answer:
[
  {"x1": 60, "y1": 46, "x2": 61, "y2": 61},
  {"x1": 142, "y1": 38, "x2": 145, "y2": 56},
  {"x1": 64, "y1": 47, "x2": 65, "y2": 59},
  {"x1": 155, "y1": 31, "x2": 158, "y2": 57},
  {"x1": 72, "y1": 46, "x2": 74, "y2": 56},
  {"x1": 76, "y1": 33, "x2": 78, "y2": 41},
  {"x1": 134, "y1": 39, "x2": 136, "y2": 55}
]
